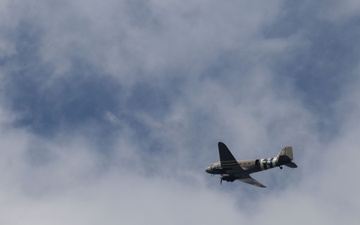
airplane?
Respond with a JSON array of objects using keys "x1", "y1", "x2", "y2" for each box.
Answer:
[{"x1": 205, "y1": 142, "x2": 297, "y2": 188}]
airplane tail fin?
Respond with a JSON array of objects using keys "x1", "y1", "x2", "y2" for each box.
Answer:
[{"x1": 276, "y1": 146, "x2": 297, "y2": 168}]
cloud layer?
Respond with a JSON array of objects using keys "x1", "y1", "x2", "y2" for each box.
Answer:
[{"x1": 1, "y1": 0, "x2": 360, "y2": 224}]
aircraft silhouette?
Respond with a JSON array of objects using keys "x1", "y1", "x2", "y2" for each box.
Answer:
[{"x1": 205, "y1": 142, "x2": 297, "y2": 188}]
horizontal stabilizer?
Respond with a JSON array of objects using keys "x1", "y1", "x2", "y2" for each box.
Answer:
[
  {"x1": 285, "y1": 162, "x2": 298, "y2": 168},
  {"x1": 238, "y1": 175, "x2": 266, "y2": 188}
]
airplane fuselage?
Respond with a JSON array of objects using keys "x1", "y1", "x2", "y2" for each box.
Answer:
[{"x1": 205, "y1": 157, "x2": 280, "y2": 176}]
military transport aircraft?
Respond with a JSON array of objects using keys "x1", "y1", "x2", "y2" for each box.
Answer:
[{"x1": 205, "y1": 142, "x2": 297, "y2": 188}]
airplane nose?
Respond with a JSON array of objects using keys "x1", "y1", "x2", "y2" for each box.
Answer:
[{"x1": 205, "y1": 166, "x2": 211, "y2": 173}]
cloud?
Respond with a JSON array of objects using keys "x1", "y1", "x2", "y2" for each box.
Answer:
[{"x1": 0, "y1": 0, "x2": 360, "y2": 224}]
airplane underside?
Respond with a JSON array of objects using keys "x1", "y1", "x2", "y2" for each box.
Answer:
[{"x1": 205, "y1": 142, "x2": 297, "y2": 188}]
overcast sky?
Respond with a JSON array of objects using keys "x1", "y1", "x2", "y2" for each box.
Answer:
[{"x1": 1, "y1": 0, "x2": 359, "y2": 224}]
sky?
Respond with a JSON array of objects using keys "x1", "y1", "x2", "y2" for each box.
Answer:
[{"x1": 0, "y1": 0, "x2": 360, "y2": 224}]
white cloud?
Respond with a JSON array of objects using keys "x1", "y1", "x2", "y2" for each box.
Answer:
[
  {"x1": 1, "y1": 0, "x2": 360, "y2": 224},
  {"x1": 319, "y1": 0, "x2": 360, "y2": 22}
]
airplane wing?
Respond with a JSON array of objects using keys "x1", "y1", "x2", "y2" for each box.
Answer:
[
  {"x1": 238, "y1": 175, "x2": 267, "y2": 188},
  {"x1": 218, "y1": 142, "x2": 244, "y2": 172},
  {"x1": 218, "y1": 142, "x2": 266, "y2": 188}
]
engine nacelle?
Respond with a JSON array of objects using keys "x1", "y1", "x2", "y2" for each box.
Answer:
[{"x1": 221, "y1": 174, "x2": 236, "y2": 182}]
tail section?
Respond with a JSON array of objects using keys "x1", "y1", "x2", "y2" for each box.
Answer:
[
  {"x1": 277, "y1": 146, "x2": 293, "y2": 160},
  {"x1": 284, "y1": 162, "x2": 297, "y2": 168},
  {"x1": 276, "y1": 146, "x2": 298, "y2": 168}
]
